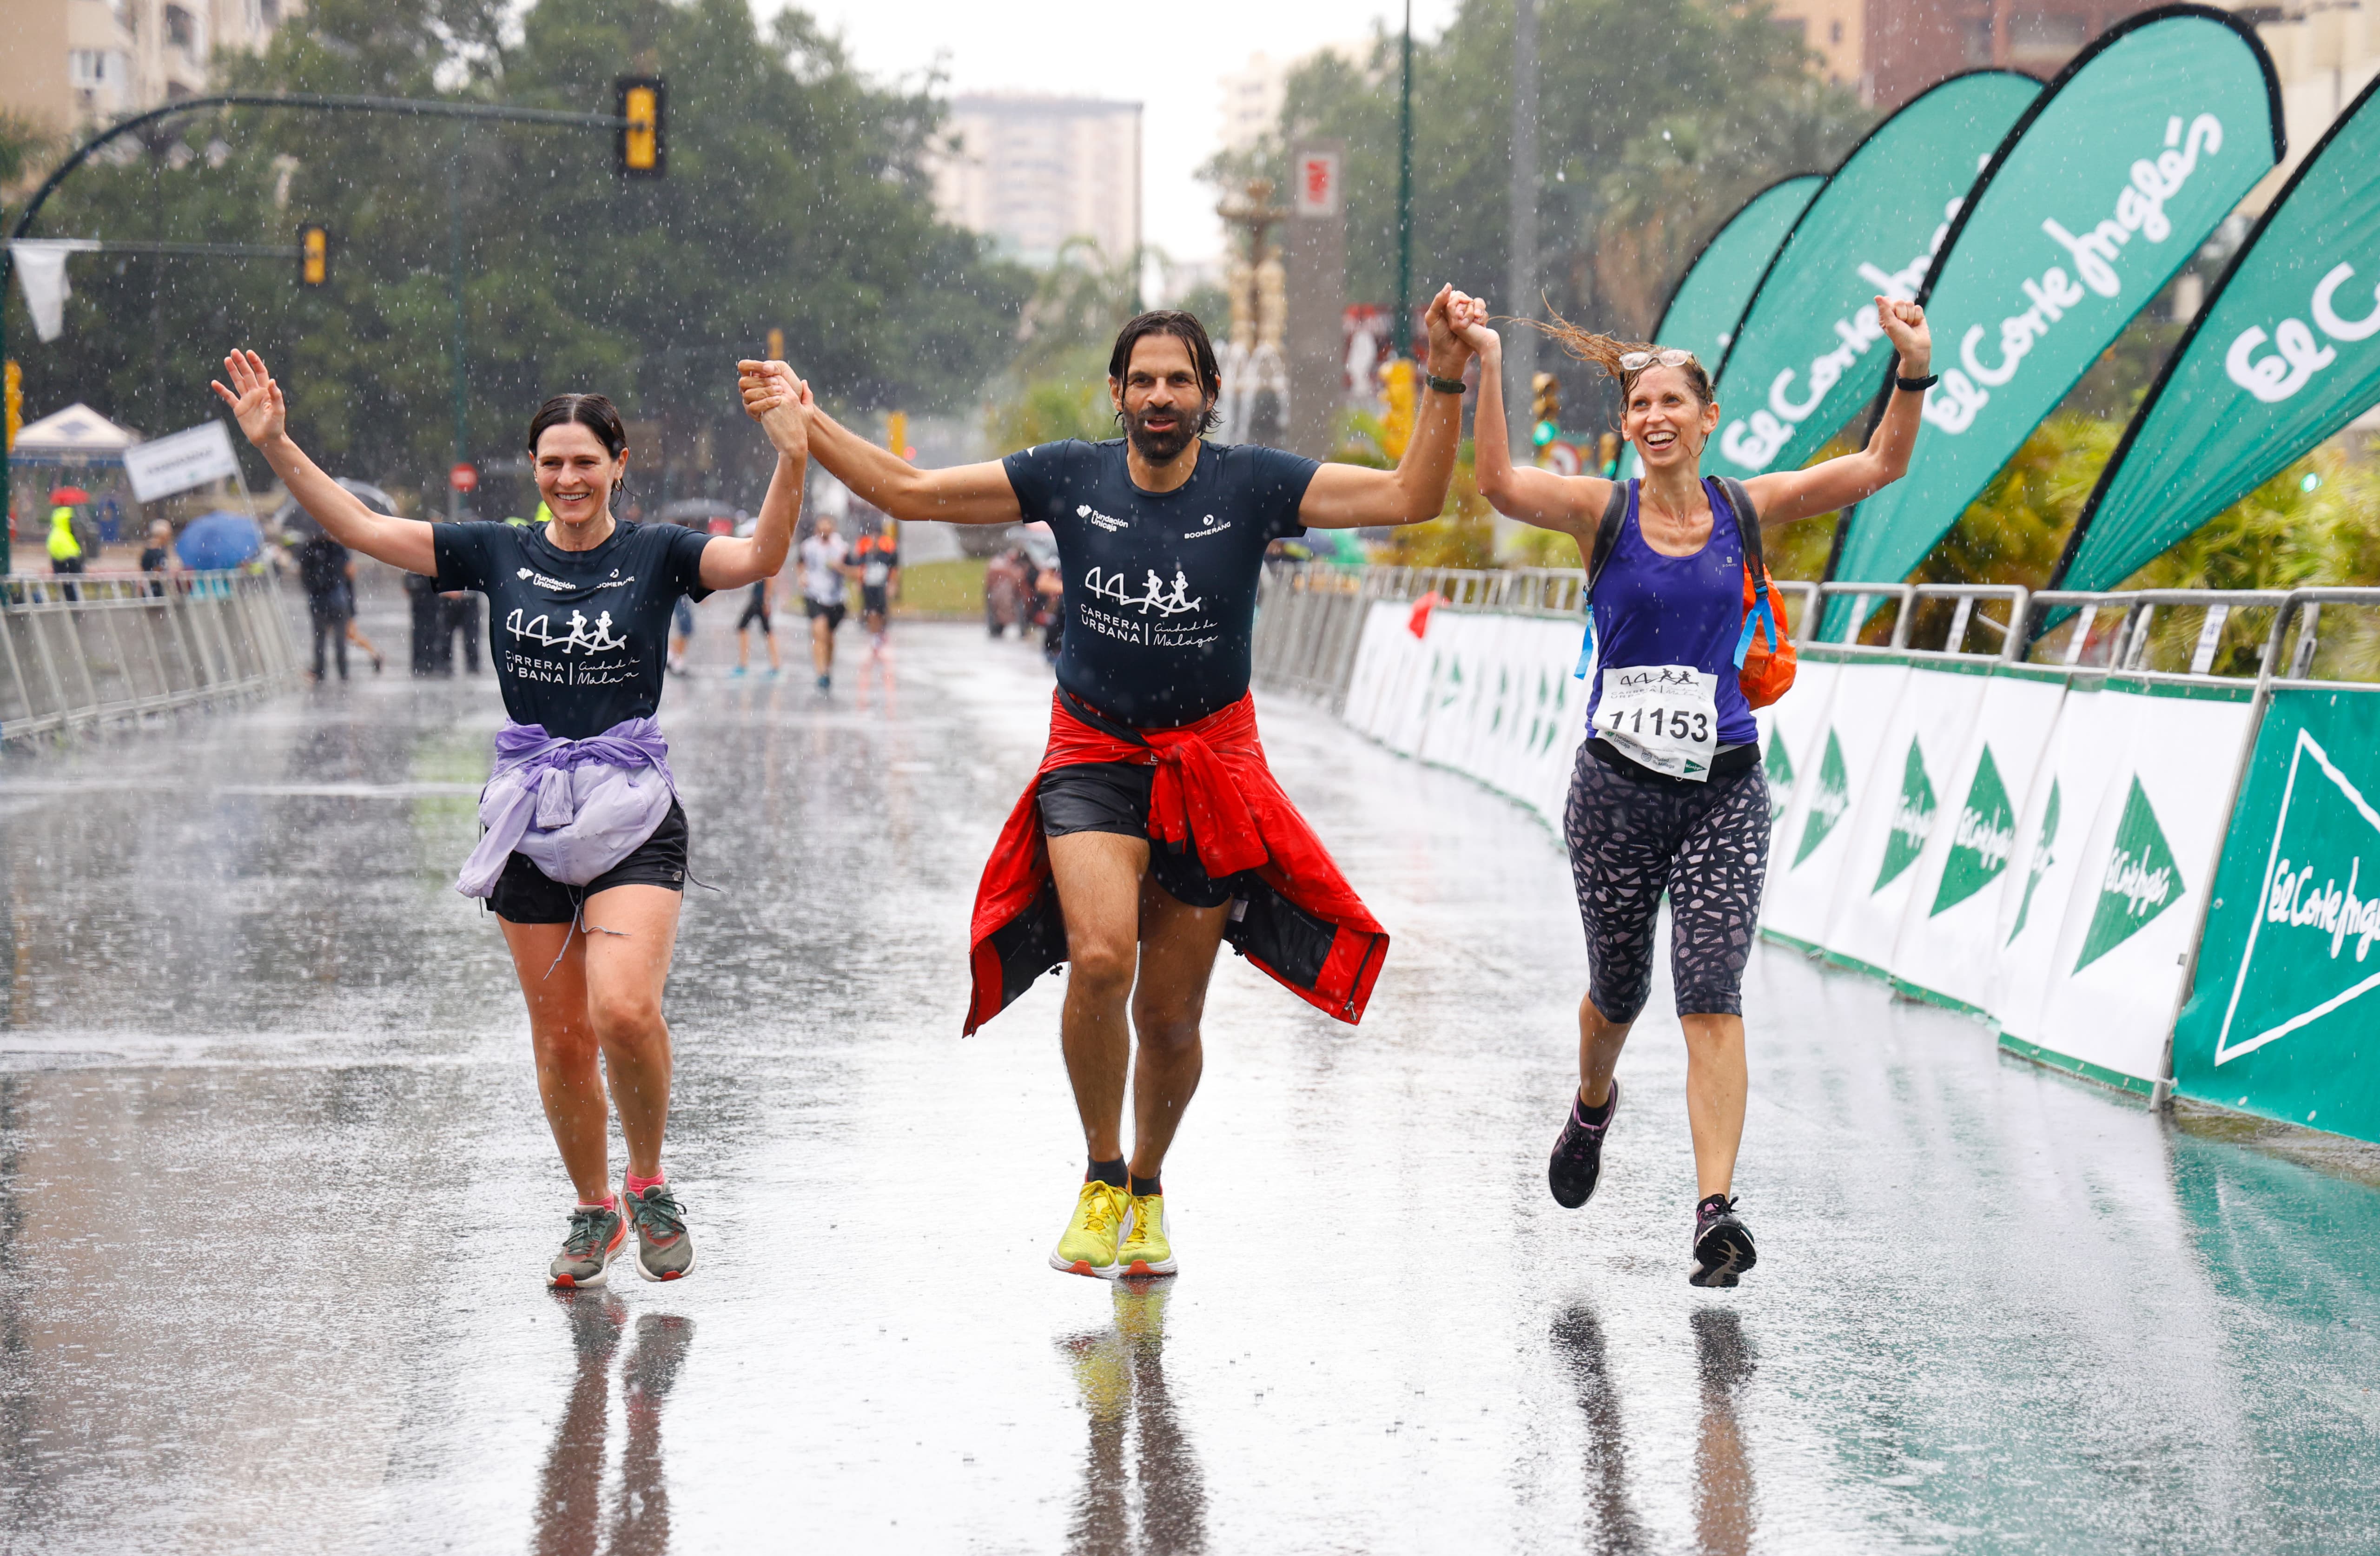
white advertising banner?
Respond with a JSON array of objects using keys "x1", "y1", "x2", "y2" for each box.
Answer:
[
  {"x1": 1756, "y1": 655, "x2": 1841, "y2": 840},
  {"x1": 1886, "y1": 664, "x2": 2073, "y2": 1012},
  {"x1": 1988, "y1": 675, "x2": 2135, "y2": 1050},
  {"x1": 1339, "y1": 601, "x2": 1408, "y2": 738},
  {"x1": 2022, "y1": 679, "x2": 2260, "y2": 1091},
  {"x1": 123, "y1": 420, "x2": 243, "y2": 502},
  {"x1": 1820, "y1": 659, "x2": 1997, "y2": 977},
  {"x1": 1761, "y1": 654, "x2": 1911, "y2": 951}
]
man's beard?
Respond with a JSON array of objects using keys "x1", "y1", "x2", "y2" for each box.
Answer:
[{"x1": 1123, "y1": 398, "x2": 1204, "y2": 464}]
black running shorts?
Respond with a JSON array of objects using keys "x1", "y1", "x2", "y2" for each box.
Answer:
[
  {"x1": 1037, "y1": 761, "x2": 1237, "y2": 910},
  {"x1": 1563, "y1": 742, "x2": 1769, "y2": 1021},
  {"x1": 860, "y1": 585, "x2": 889, "y2": 617},
  {"x1": 803, "y1": 598, "x2": 846, "y2": 631},
  {"x1": 489, "y1": 801, "x2": 689, "y2": 924},
  {"x1": 736, "y1": 598, "x2": 771, "y2": 633}
]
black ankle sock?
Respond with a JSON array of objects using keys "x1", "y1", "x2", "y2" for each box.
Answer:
[
  {"x1": 1573, "y1": 1088, "x2": 1614, "y2": 1127},
  {"x1": 1128, "y1": 1172, "x2": 1162, "y2": 1198},
  {"x1": 1086, "y1": 1156, "x2": 1127, "y2": 1190}
]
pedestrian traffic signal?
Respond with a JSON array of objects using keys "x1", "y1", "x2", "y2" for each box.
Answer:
[
  {"x1": 1531, "y1": 372, "x2": 1560, "y2": 448},
  {"x1": 297, "y1": 224, "x2": 331, "y2": 288},
  {"x1": 616, "y1": 77, "x2": 666, "y2": 178}
]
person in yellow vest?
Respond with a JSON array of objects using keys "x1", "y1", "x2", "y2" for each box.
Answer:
[{"x1": 46, "y1": 501, "x2": 85, "y2": 600}]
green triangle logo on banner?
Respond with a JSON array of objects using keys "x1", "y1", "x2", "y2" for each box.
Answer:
[
  {"x1": 2010, "y1": 778, "x2": 2062, "y2": 944},
  {"x1": 1932, "y1": 745, "x2": 2016, "y2": 916},
  {"x1": 1793, "y1": 729, "x2": 1850, "y2": 866},
  {"x1": 2074, "y1": 777, "x2": 2185, "y2": 972},
  {"x1": 1764, "y1": 735, "x2": 1796, "y2": 825},
  {"x1": 1874, "y1": 737, "x2": 1937, "y2": 890}
]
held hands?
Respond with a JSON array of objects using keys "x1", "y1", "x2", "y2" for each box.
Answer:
[
  {"x1": 211, "y1": 350, "x2": 287, "y2": 448},
  {"x1": 1420, "y1": 284, "x2": 1476, "y2": 378},
  {"x1": 1446, "y1": 290, "x2": 1501, "y2": 363},
  {"x1": 735, "y1": 359, "x2": 811, "y2": 462},
  {"x1": 1875, "y1": 297, "x2": 1931, "y2": 376}
]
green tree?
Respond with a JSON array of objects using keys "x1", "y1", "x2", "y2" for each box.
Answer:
[{"x1": 5, "y1": 0, "x2": 1029, "y2": 513}]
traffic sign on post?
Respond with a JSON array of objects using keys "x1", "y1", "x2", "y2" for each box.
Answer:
[
  {"x1": 450, "y1": 462, "x2": 478, "y2": 493},
  {"x1": 616, "y1": 77, "x2": 666, "y2": 178}
]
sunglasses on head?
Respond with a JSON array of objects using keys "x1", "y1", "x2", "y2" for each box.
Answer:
[{"x1": 1618, "y1": 348, "x2": 1698, "y2": 372}]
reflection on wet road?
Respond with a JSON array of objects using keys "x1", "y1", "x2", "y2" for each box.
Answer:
[{"x1": 1, "y1": 609, "x2": 2376, "y2": 1553}]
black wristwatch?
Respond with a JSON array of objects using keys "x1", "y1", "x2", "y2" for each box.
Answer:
[
  {"x1": 1425, "y1": 372, "x2": 1468, "y2": 396},
  {"x1": 1896, "y1": 372, "x2": 1940, "y2": 392}
]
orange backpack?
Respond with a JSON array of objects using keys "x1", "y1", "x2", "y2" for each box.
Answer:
[{"x1": 1578, "y1": 474, "x2": 1797, "y2": 709}]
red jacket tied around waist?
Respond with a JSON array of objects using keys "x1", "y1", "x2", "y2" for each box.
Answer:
[{"x1": 965, "y1": 690, "x2": 1390, "y2": 1034}]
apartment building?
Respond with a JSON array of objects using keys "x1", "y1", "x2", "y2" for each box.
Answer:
[
  {"x1": 0, "y1": 0, "x2": 293, "y2": 140},
  {"x1": 929, "y1": 94, "x2": 1142, "y2": 269}
]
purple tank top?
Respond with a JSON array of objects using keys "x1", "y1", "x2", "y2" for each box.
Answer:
[{"x1": 1583, "y1": 479, "x2": 1759, "y2": 748}]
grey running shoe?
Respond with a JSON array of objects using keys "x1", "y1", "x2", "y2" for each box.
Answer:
[
  {"x1": 550, "y1": 1200, "x2": 628, "y2": 1289},
  {"x1": 1549, "y1": 1079, "x2": 1620, "y2": 1209},
  {"x1": 627, "y1": 1182, "x2": 696, "y2": 1282},
  {"x1": 1689, "y1": 1194, "x2": 1758, "y2": 1288}
]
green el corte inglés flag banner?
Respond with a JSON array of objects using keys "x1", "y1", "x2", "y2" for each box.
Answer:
[
  {"x1": 1710, "y1": 71, "x2": 2041, "y2": 481},
  {"x1": 2055, "y1": 70, "x2": 2380, "y2": 592},
  {"x1": 1824, "y1": 7, "x2": 2283, "y2": 636},
  {"x1": 1619, "y1": 174, "x2": 1824, "y2": 479}
]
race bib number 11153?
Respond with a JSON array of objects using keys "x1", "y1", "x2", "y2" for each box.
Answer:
[{"x1": 1593, "y1": 664, "x2": 1719, "y2": 781}]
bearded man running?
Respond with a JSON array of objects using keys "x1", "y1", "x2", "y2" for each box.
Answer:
[{"x1": 742, "y1": 293, "x2": 1475, "y2": 1279}]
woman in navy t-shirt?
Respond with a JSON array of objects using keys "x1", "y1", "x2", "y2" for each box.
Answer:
[
  {"x1": 1454, "y1": 291, "x2": 1935, "y2": 1288},
  {"x1": 215, "y1": 348, "x2": 810, "y2": 1290}
]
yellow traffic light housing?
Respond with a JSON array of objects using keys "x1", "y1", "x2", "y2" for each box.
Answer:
[
  {"x1": 297, "y1": 224, "x2": 331, "y2": 288},
  {"x1": 616, "y1": 77, "x2": 666, "y2": 178},
  {"x1": 1530, "y1": 371, "x2": 1560, "y2": 448},
  {"x1": 765, "y1": 328, "x2": 784, "y2": 362}
]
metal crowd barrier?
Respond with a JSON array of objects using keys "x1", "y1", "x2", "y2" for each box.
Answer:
[
  {"x1": 0, "y1": 570, "x2": 302, "y2": 742},
  {"x1": 1254, "y1": 562, "x2": 2380, "y2": 708}
]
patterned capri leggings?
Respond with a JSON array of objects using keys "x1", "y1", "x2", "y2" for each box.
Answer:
[{"x1": 1562, "y1": 742, "x2": 1772, "y2": 1022}]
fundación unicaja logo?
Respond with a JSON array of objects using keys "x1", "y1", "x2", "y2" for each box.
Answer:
[
  {"x1": 1875, "y1": 737, "x2": 1937, "y2": 890},
  {"x1": 1793, "y1": 730, "x2": 1851, "y2": 866},
  {"x1": 2213, "y1": 728, "x2": 2380, "y2": 1065},
  {"x1": 1764, "y1": 736, "x2": 1796, "y2": 826},
  {"x1": 2074, "y1": 777, "x2": 2183, "y2": 972},
  {"x1": 2009, "y1": 779, "x2": 2062, "y2": 944},
  {"x1": 1933, "y1": 746, "x2": 2017, "y2": 915}
]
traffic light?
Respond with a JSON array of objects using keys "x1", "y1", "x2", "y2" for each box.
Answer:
[
  {"x1": 616, "y1": 77, "x2": 666, "y2": 178},
  {"x1": 886, "y1": 410, "x2": 909, "y2": 460},
  {"x1": 297, "y1": 224, "x2": 331, "y2": 288},
  {"x1": 765, "y1": 328, "x2": 784, "y2": 362},
  {"x1": 1530, "y1": 372, "x2": 1560, "y2": 448}
]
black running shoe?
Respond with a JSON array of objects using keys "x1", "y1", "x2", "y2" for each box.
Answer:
[
  {"x1": 1689, "y1": 1194, "x2": 1758, "y2": 1287},
  {"x1": 1548, "y1": 1079, "x2": 1620, "y2": 1208}
]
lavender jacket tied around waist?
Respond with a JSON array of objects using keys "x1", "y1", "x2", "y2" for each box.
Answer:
[{"x1": 456, "y1": 718, "x2": 679, "y2": 898}]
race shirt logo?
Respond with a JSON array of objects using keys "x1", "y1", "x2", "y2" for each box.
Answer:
[
  {"x1": 1077, "y1": 503, "x2": 1128, "y2": 533},
  {"x1": 516, "y1": 566, "x2": 574, "y2": 592},
  {"x1": 1184, "y1": 511, "x2": 1233, "y2": 540},
  {"x1": 1084, "y1": 566, "x2": 1202, "y2": 617},
  {"x1": 505, "y1": 607, "x2": 628, "y2": 656}
]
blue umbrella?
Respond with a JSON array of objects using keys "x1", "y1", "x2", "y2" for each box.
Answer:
[{"x1": 176, "y1": 510, "x2": 263, "y2": 572}]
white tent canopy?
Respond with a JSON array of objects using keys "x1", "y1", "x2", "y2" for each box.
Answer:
[{"x1": 11, "y1": 403, "x2": 142, "y2": 462}]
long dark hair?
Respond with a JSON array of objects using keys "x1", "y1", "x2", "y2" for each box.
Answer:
[{"x1": 1108, "y1": 311, "x2": 1224, "y2": 435}]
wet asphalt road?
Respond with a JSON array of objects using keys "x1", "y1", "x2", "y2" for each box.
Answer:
[{"x1": 1, "y1": 591, "x2": 2377, "y2": 1555}]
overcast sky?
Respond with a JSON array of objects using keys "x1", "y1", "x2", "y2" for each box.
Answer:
[{"x1": 774, "y1": 0, "x2": 1464, "y2": 264}]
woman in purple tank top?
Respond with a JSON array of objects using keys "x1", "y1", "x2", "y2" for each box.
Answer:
[{"x1": 1454, "y1": 290, "x2": 1934, "y2": 1288}]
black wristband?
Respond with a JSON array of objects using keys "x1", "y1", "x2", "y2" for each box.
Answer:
[
  {"x1": 1425, "y1": 373, "x2": 1468, "y2": 396},
  {"x1": 1895, "y1": 372, "x2": 1940, "y2": 392}
]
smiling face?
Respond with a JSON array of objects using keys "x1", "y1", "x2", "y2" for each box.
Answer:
[
  {"x1": 533, "y1": 421, "x2": 627, "y2": 526},
  {"x1": 1622, "y1": 365, "x2": 1721, "y2": 472},
  {"x1": 1111, "y1": 332, "x2": 1212, "y2": 466}
]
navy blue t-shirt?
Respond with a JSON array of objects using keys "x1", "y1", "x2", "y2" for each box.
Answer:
[
  {"x1": 1585, "y1": 479, "x2": 1759, "y2": 747},
  {"x1": 432, "y1": 519, "x2": 712, "y2": 739},
  {"x1": 1001, "y1": 438, "x2": 1320, "y2": 727}
]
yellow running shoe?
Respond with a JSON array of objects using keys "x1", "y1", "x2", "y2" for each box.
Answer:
[
  {"x1": 1116, "y1": 1192, "x2": 1177, "y2": 1277},
  {"x1": 1049, "y1": 1180, "x2": 1129, "y2": 1278}
]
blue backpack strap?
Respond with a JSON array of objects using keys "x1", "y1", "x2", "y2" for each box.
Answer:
[
  {"x1": 1715, "y1": 475, "x2": 1779, "y2": 668},
  {"x1": 1574, "y1": 479, "x2": 1633, "y2": 679}
]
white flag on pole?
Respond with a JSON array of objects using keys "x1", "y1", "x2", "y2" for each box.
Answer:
[{"x1": 10, "y1": 240, "x2": 102, "y2": 342}]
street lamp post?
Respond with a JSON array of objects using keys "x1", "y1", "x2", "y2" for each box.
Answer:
[{"x1": 1397, "y1": 0, "x2": 1415, "y2": 362}]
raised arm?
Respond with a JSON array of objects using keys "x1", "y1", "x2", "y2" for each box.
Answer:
[
  {"x1": 213, "y1": 350, "x2": 436, "y2": 575},
  {"x1": 702, "y1": 365, "x2": 806, "y2": 590},
  {"x1": 738, "y1": 362, "x2": 1020, "y2": 527},
  {"x1": 1741, "y1": 298, "x2": 1932, "y2": 527},
  {"x1": 1297, "y1": 285, "x2": 1474, "y2": 531},
  {"x1": 1459, "y1": 298, "x2": 1613, "y2": 543}
]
